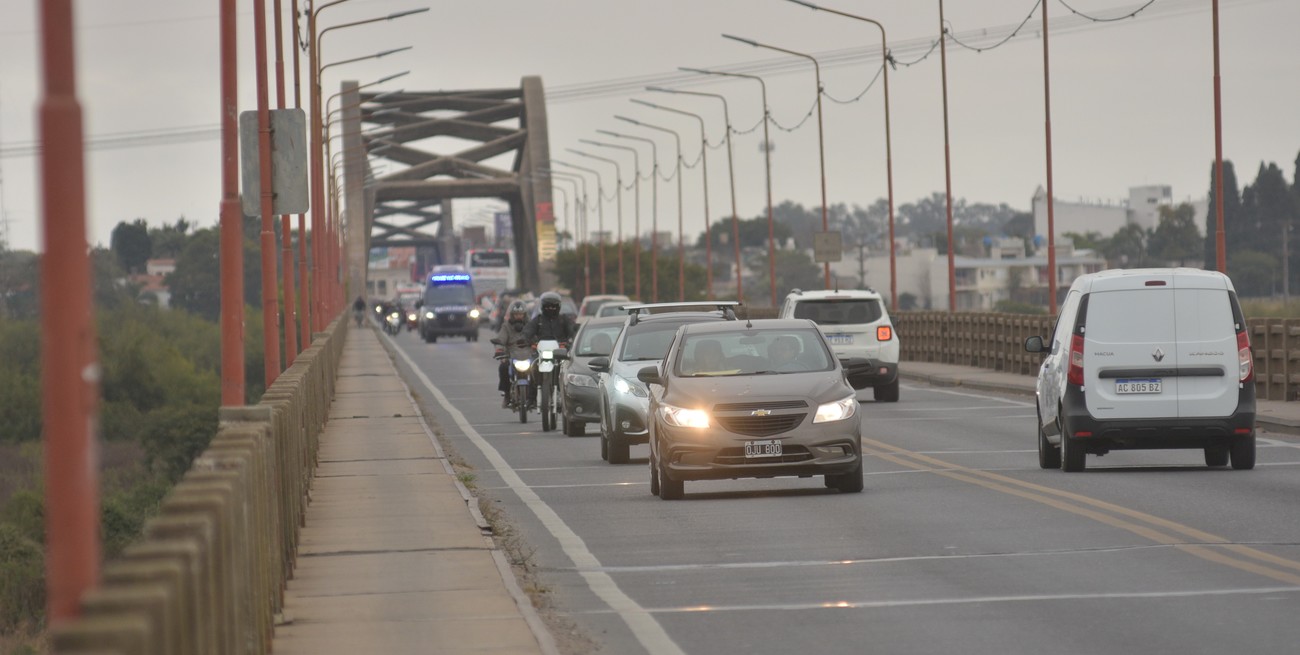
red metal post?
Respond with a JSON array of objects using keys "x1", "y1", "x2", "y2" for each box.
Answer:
[
  {"x1": 255, "y1": 0, "x2": 282, "y2": 386},
  {"x1": 220, "y1": 0, "x2": 246, "y2": 404},
  {"x1": 1212, "y1": 0, "x2": 1227, "y2": 274},
  {"x1": 309, "y1": 10, "x2": 324, "y2": 331},
  {"x1": 1043, "y1": 0, "x2": 1058, "y2": 313},
  {"x1": 275, "y1": 0, "x2": 298, "y2": 361},
  {"x1": 292, "y1": 1, "x2": 311, "y2": 349},
  {"x1": 39, "y1": 0, "x2": 100, "y2": 622},
  {"x1": 939, "y1": 0, "x2": 957, "y2": 312}
]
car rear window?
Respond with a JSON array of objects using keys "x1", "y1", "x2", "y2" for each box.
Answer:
[
  {"x1": 793, "y1": 299, "x2": 882, "y2": 325},
  {"x1": 1084, "y1": 289, "x2": 1176, "y2": 344},
  {"x1": 618, "y1": 319, "x2": 707, "y2": 362}
]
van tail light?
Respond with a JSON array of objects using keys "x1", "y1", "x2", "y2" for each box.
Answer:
[
  {"x1": 1067, "y1": 334, "x2": 1085, "y2": 386},
  {"x1": 877, "y1": 325, "x2": 893, "y2": 341},
  {"x1": 1237, "y1": 329, "x2": 1253, "y2": 383}
]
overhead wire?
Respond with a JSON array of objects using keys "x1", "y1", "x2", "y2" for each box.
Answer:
[{"x1": 1060, "y1": 0, "x2": 1158, "y2": 21}]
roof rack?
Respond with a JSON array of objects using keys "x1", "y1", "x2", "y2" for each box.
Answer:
[{"x1": 624, "y1": 301, "x2": 741, "y2": 326}]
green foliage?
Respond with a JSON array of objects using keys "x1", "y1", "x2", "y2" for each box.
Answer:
[
  {"x1": 1228, "y1": 250, "x2": 1278, "y2": 297},
  {"x1": 147, "y1": 217, "x2": 192, "y2": 259},
  {"x1": 139, "y1": 404, "x2": 218, "y2": 482},
  {"x1": 0, "y1": 249, "x2": 39, "y2": 320},
  {"x1": 697, "y1": 215, "x2": 794, "y2": 250},
  {"x1": 1148, "y1": 203, "x2": 1202, "y2": 265},
  {"x1": 110, "y1": 219, "x2": 152, "y2": 274},
  {"x1": 0, "y1": 522, "x2": 44, "y2": 634},
  {"x1": 745, "y1": 249, "x2": 822, "y2": 303},
  {"x1": 0, "y1": 491, "x2": 43, "y2": 546},
  {"x1": 169, "y1": 227, "x2": 221, "y2": 320},
  {"x1": 0, "y1": 321, "x2": 40, "y2": 443},
  {"x1": 101, "y1": 474, "x2": 171, "y2": 557}
]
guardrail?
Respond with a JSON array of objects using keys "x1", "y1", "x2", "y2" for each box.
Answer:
[
  {"x1": 892, "y1": 311, "x2": 1295, "y2": 402},
  {"x1": 51, "y1": 315, "x2": 348, "y2": 655}
]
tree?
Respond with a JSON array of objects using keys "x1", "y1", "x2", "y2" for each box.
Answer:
[
  {"x1": 1204, "y1": 160, "x2": 1241, "y2": 268},
  {"x1": 745, "y1": 249, "x2": 821, "y2": 303},
  {"x1": 169, "y1": 228, "x2": 221, "y2": 320},
  {"x1": 148, "y1": 217, "x2": 192, "y2": 259},
  {"x1": 1103, "y1": 224, "x2": 1149, "y2": 268},
  {"x1": 697, "y1": 215, "x2": 792, "y2": 250},
  {"x1": 1148, "y1": 204, "x2": 1202, "y2": 266},
  {"x1": 110, "y1": 219, "x2": 152, "y2": 274}
]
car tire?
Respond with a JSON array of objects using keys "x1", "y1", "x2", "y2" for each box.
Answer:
[
  {"x1": 564, "y1": 415, "x2": 585, "y2": 437},
  {"x1": 1204, "y1": 446, "x2": 1230, "y2": 467},
  {"x1": 649, "y1": 451, "x2": 660, "y2": 496},
  {"x1": 828, "y1": 457, "x2": 864, "y2": 493},
  {"x1": 1059, "y1": 415, "x2": 1086, "y2": 473},
  {"x1": 1230, "y1": 434, "x2": 1256, "y2": 470},
  {"x1": 1038, "y1": 411, "x2": 1061, "y2": 470},
  {"x1": 658, "y1": 459, "x2": 683, "y2": 500},
  {"x1": 608, "y1": 434, "x2": 630, "y2": 464},
  {"x1": 873, "y1": 379, "x2": 900, "y2": 403},
  {"x1": 599, "y1": 399, "x2": 610, "y2": 461},
  {"x1": 430, "y1": 335, "x2": 438, "y2": 343}
]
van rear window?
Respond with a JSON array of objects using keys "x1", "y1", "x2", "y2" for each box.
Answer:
[
  {"x1": 793, "y1": 299, "x2": 882, "y2": 325},
  {"x1": 1085, "y1": 290, "x2": 1176, "y2": 344}
]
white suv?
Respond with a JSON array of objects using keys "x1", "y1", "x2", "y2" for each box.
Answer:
[
  {"x1": 1025, "y1": 268, "x2": 1256, "y2": 472},
  {"x1": 779, "y1": 288, "x2": 899, "y2": 401}
]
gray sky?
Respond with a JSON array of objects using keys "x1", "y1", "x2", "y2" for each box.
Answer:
[{"x1": 1, "y1": 0, "x2": 1296, "y2": 253}]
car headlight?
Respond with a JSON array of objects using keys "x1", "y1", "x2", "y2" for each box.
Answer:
[
  {"x1": 813, "y1": 395, "x2": 859, "y2": 424},
  {"x1": 469, "y1": 308, "x2": 481, "y2": 319},
  {"x1": 613, "y1": 376, "x2": 648, "y2": 398},
  {"x1": 513, "y1": 359, "x2": 532, "y2": 372},
  {"x1": 407, "y1": 313, "x2": 417, "y2": 321},
  {"x1": 565, "y1": 373, "x2": 597, "y2": 388},
  {"x1": 659, "y1": 403, "x2": 709, "y2": 429},
  {"x1": 424, "y1": 311, "x2": 435, "y2": 319}
]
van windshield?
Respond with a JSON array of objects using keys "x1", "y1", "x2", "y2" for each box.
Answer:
[
  {"x1": 424, "y1": 284, "x2": 474, "y2": 306},
  {"x1": 793, "y1": 299, "x2": 882, "y2": 325}
]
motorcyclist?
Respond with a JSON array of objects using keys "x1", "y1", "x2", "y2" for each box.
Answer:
[
  {"x1": 521, "y1": 292, "x2": 575, "y2": 407},
  {"x1": 495, "y1": 301, "x2": 532, "y2": 408}
]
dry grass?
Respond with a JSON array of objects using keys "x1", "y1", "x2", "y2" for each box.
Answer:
[{"x1": 1240, "y1": 298, "x2": 1300, "y2": 319}]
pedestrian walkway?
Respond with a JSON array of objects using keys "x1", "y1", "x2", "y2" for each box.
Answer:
[
  {"x1": 270, "y1": 327, "x2": 552, "y2": 654},
  {"x1": 900, "y1": 361, "x2": 1300, "y2": 436}
]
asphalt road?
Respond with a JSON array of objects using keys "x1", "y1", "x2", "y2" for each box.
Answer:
[{"x1": 385, "y1": 329, "x2": 1300, "y2": 655}]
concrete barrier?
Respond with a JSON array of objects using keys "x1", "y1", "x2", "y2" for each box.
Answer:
[
  {"x1": 893, "y1": 312, "x2": 1292, "y2": 401},
  {"x1": 52, "y1": 315, "x2": 350, "y2": 654}
]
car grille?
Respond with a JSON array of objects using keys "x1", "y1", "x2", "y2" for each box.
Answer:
[
  {"x1": 716, "y1": 413, "x2": 805, "y2": 437},
  {"x1": 714, "y1": 444, "x2": 813, "y2": 465},
  {"x1": 437, "y1": 312, "x2": 467, "y2": 328},
  {"x1": 712, "y1": 400, "x2": 808, "y2": 412}
]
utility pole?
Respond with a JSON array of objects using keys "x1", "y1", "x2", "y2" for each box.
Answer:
[{"x1": 858, "y1": 240, "x2": 867, "y2": 289}]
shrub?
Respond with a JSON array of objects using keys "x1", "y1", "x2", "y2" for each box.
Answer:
[{"x1": 0, "y1": 523, "x2": 44, "y2": 634}]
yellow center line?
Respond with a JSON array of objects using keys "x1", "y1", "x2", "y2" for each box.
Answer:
[{"x1": 862, "y1": 438, "x2": 1300, "y2": 585}]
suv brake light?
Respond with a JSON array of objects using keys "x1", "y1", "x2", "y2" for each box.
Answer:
[
  {"x1": 1237, "y1": 329, "x2": 1253, "y2": 383},
  {"x1": 1067, "y1": 334, "x2": 1085, "y2": 386},
  {"x1": 877, "y1": 325, "x2": 893, "y2": 341}
]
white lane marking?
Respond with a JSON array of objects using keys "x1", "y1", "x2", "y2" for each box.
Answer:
[
  {"x1": 480, "y1": 482, "x2": 647, "y2": 490},
  {"x1": 900, "y1": 383, "x2": 1036, "y2": 407},
  {"x1": 887, "y1": 406, "x2": 1031, "y2": 412},
  {"x1": 570, "y1": 586, "x2": 1300, "y2": 615},
  {"x1": 1260, "y1": 437, "x2": 1300, "y2": 450},
  {"x1": 393, "y1": 345, "x2": 686, "y2": 655}
]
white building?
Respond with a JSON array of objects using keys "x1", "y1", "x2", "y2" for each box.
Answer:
[
  {"x1": 1031, "y1": 184, "x2": 1207, "y2": 247},
  {"x1": 928, "y1": 241, "x2": 1107, "y2": 311}
]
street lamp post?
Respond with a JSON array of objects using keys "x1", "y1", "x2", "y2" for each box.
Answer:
[
  {"x1": 783, "y1": 1, "x2": 898, "y2": 309},
  {"x1": 569, "y1": 148, "x2": 627, "y2": 295},
  {"x1": 581, "y1": 138, "x2": 643, "y2": 299},
  {"x1": 1212, "y1": 0, "x2": 1227, "y2": 274},
  {"x1": 551, "y1": 184, "x2": 570, "y2": 249},
  {"x1": 938, "y1": 0, "x2": 957, "y2": 312},
  {"x1": 254, "y1": 0, "x2": 281, "y2": 387},
  {"x1": 273, "y1": 0, "x2": 298, "y2": 363},
  {"x1": 646, "y1": 86, "x2": 743, "y2": 303},
  {"x1": 599, "y1": 129, "x2": 660, "y2": 302},
  {"x1": 723, "y1": 34, "x2": 832, "y2": 290},
  {"x1": 617, "y1": 115, "x2": 686, "y2": 302},
  {"x1": 632, "y1": 98, "x2": 714, "y2": 300},
  {"x1": 681, "y1": 66, "x2": 778, "y2": 306},
  {"x1": 309, "y1": 5, "x2": 427, "y2": 326},
  {"x1": 1042, "y1": 0, "x2": 1058, "y2": 311},
  {"x1": 291, "y1": 0, "x2": 311, "y2": 352},
  {"x1": 556, "y1": 159, "x2": 609, "y2": 295},
  {"x1": 550, "y1": 169, "x2": 591, "y2": 295}
]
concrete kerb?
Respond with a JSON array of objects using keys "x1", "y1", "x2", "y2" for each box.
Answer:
[
  {"x1": 161, "y1": 487, "x2": 252, "y2": 655},
  {"x1": 100, "y1": 560, "x2": 189, "y2": 655},
  {"x1": 118, "y1": 539, "x2": 208, "y2": 655},
  {"x1": 79, "y1": 585, "x2": 175, "y2": 655},
  {"x1": 200, "y1": 432, "x2": 282, "y2": 610},
  {"x1": 51, "y1": 614, "x2": 153, "y2": 655}
]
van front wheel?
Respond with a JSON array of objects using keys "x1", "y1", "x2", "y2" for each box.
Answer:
[{"x1": 1230, "y1": 434, "x2": 1256, "y2": 470}]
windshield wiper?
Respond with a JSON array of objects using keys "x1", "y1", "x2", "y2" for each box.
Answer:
[{"x1": 750, "y1": 370, "x2": 780, "y2": 375}]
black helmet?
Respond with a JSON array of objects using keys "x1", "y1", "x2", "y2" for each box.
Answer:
[
  {"x1": 508, "y1": 301, "x2": 528, "y2": 323},
  {"x1": 540, "y1": 292, "x2": 562, "y2": 317}
]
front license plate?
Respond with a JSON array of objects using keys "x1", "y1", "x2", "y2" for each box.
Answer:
[
  {"x1": 745, "y1": 439, "x2": 783, "y2": 458},
  {"x1": 827, "y1": 333, "x2": 852, "y2": 346},
  {"x1": 1116, "y1": 378, "x2": 1162, "y2": 394}
]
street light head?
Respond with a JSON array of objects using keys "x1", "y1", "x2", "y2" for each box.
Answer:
[
  {"x1": 721, "y1": 34, "x2": 758, "y2": 47},
  {"x1": 376, "y1": 46, "x2": 413, "y2": 58},
  {"x1": 595, "y1": 129, "x2": 622, "y2": 138},
  {"x1": 678, "y1": 66, "x2": 715, "y2": 76},
  {"x1": 645, "y1": 85, "x2": 676, "y2": 94},
  {"x1": 376, "y1": 70, "x2": 410, "y2": 85},
  {"x1": 387, "y1": 8, "x2": 429, "y2": 20},
  {"x1": 629, "y1": 98, "x2": 660, "y2": 110},
  {"x1": 786, "y1": 0, "x2": 821, "y2": 10},
  {"x1": 613, "y1": 115, "x2": 641, "y2": 127}
]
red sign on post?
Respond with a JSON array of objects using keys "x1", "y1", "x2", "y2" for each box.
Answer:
[{"x1": 536, "y1": 202, "x2": 554, "y2": 224}]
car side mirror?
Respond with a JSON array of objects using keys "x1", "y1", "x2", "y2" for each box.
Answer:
[
  {"x1": 636, "y1": 365, "x2": 661, "y2": 386},
  {"x1": 1024, "y1": 335, "x2": 1046, "y2": 354},
  {"x1": 588, "y1": 357, "x2": 610, "y2": 373}
]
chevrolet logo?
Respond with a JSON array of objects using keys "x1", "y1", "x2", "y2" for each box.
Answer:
[{"x1": 751, "y1": 409, "x2": 772, "y2": 417}]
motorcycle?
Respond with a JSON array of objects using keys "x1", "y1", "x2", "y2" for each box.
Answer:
[
  {"x1": 533, "y1": 339, "x2": 568, "y2": 432},
  {"x1": 384, "y1": 310, "x2": 402, "y2": 335},
  {"x1": 493, "y1": 338, "x2": 532, "y2": 423},
  {"x1": 405, "y1": 309, "x2": 418, "y2": 332}
]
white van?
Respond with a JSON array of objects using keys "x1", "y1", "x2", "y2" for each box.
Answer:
[
  {"x1": 779, "y1": 288, "x2": 899, "y2": 401},
  {"x1": 1025, "y1": 268, "x2": 1255, "y2": 472}
]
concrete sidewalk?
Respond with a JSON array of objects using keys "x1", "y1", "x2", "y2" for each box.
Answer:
[
  {"x1": 270, "y1": 327, "x2": 553, "y2": 654},
  {"x1": 900, "y1": 360, "x2": 1300, "y2": 436}
]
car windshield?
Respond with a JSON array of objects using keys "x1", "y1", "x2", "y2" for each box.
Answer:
[
  {"x1": 617, "y1": 322, "x2": 692, "y2": 362},
  {"x1": 674, "y1": 329, "x2": 833, "y2": 377},
  {"x1": 574, "y1": 325, "x2": 622, "y2": 357},
  {"x1": 793, "y1": 299, "x2": 883, "y2": 325},
  {"x1": 424, "y1": 284, "x2": 474, "y2": 306}
]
